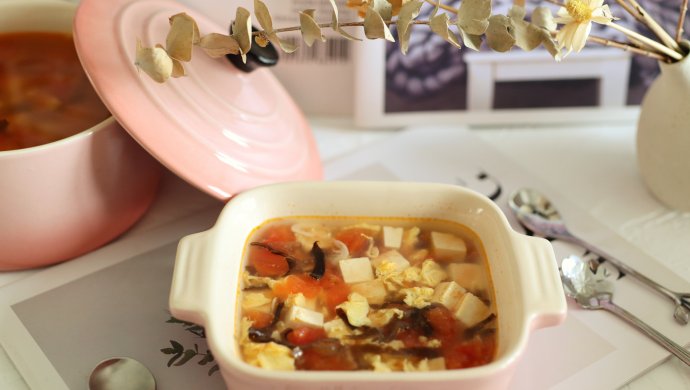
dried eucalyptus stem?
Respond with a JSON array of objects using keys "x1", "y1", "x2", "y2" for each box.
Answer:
[
  {"x1": 423, "y1": 0, "x2": 457, "y2": 14},
  {"x1": 614, "y1": 0, "x2": 645, "y2": 25},
  {"x1": 625, "y1": 0, "x2": 681, "y2": 52},
  {"x1": 608, "y1": 22, "x2": 684, "y2": 60},
  {"x1": 588, "y1": 35, "x2": 667, "y2": 61},
  {"x1": 678, "y1": 0, "x2": 689, "y2": 43},
  {"x1": 135, "y1": 0, "x2": 689, "y2": 84},
  {"x1": 251, "y1": 19, "x2": 433, "y2": 37}
]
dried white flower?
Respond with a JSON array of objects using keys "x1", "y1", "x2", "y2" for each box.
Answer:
[{"x1": 554, "y1": 0, "x2": 614, "y2": 55}]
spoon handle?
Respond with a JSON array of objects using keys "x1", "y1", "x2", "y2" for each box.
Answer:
[
  {"x1": 601, "y1": 300, "x2": 690, "y2": 366},
  {"x1": 568, "y1": 234, "x2": 685, "y2": 304}
]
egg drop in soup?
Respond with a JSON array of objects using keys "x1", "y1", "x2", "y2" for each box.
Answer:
[{"x1": 237, "y1": 217, "x2": 498, "y2": 372}]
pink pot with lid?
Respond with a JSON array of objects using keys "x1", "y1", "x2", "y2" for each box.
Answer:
[
  {"x1": 0, "y1": 0, "x2": 322, "y2": 270},
  {"x1": 0, "y1": 0, "x2": 162, "y2": 270}
]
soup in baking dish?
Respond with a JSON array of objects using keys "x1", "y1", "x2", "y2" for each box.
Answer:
[
  {"x1": 237, "y1": 217, "x2": 497, "y2": 372},
  {"x1": 0, "y1": 32, "x2": 110, "y2": 151}
]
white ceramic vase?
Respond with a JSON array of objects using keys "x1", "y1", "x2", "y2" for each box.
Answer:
[{"x1": 636, "y1": 52, "x2": 690, "y2": 211}]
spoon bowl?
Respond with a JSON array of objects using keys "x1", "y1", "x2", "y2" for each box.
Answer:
[
  {"x1": 560, "y1": 255, "x2": 690, "y2": 366},
  {"x1": 508, "y1": 188, "x2": 690, "y2": 325},
  {"x1": 507, "y1": 188, "x2": 569, "y2": 238},
  {"x1": 89, "y1": 357, "x2": 156, "y2": 390}
]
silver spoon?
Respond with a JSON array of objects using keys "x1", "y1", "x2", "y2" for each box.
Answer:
[
  {"x1": 89, "y1": 357, "x2": 156, "y2": 390},
  {"x1": 560, "y1": 255, "x2": 690, "y2": 366},
  {"x1": 508, "y1": 188, "x2": 690, "y2": 325}
]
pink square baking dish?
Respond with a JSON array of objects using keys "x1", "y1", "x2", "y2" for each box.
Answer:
[{"x1": 169, "y1": 181, "x2": 566, "y2": 389}]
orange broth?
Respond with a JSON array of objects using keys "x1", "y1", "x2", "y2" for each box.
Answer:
[{"x1": 0, "y1": 32, "x2": 110, "y2": 151}]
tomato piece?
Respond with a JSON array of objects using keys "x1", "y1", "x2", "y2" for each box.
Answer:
[
  {"x1": 443, "y1": 337, "x2": 496, "y2": 369},
  {"x1": 318, "y1": 269, "x2": 351, "y2": 313},
  {"x1": 248, "y1": 246, "x2": 289, "y2": 277},
  {"x1": 272, "y1": 274, "x2": 321, "y2": 300},
  {"x1": 425, "y1": 305, "x2": 457, "y2": 341},
  {"x1": 335, "y1": 228, "x2": 371, "y2": 256},
  {"x1": 286, "y1": 327, "x2": 327, "y2": 346},
  {"x1": 244, "y1": 310, "x2": 273, "y2": 328},
  {"x1": 271, "y1": 269, "x2": 349, "y2": 314}
]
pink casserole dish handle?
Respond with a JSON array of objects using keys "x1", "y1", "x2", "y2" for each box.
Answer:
[
  {"x1": 169, "y1": 231, "x2": 214, "y2": 326},
  {"x1": 516, "y1": 234, "x2": 568, "y2": 330}
]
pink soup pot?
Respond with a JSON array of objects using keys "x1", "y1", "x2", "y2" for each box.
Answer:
[
  {"x1": 0, "y1": 0, "x2": 162, "y2": 270},
  {"x1": 170, "y1": 181, "x2": 567, "y2": 390}
]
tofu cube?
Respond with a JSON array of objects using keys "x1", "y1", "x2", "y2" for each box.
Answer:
[
  {"x1": 453, "y1": 292, "x2": 491, "y2": 328},
  {"x1": 431, "y1": 231, "x2": 467, "y2": 262},
  {"x1": 432, "y1": 281, "x2": 466, "y2": 309},
  {"x1": 447, "y1": 263, "x2": 488, "y2": 294},
  {"x1": 371, "y1": 250, "x2": 410, "y2": 272},
  {"x1": 284, "y1": 305, "x2": 324, "y2": 328},
  {"x1": 339, "y1": 257, "x2": 375, "y2": 284},
  {"x1": 382, "y1": 226, "x2": 403, "y2": 249},
  {"x1": 350, "y1": 279, "x2": 387, "y2": 305}
]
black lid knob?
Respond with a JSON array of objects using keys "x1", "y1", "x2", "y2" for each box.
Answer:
[{"x1": 226, "y1": 24, "x2": 279, "y2": 73}]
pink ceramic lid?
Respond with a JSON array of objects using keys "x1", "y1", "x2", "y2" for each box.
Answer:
[{"x1": 72, "y1": 0, "x2": 322, "y2": 200}]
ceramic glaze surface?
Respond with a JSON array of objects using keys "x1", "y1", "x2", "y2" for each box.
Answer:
[
  {"x1": 74, "y1": 0, "x2": 323, "y2": 200},
  {"x1": 170, "y1": 182, "x2": 567, "y2": 389},
  {"x1": 0, "y1": 0, "x2": 162, "y2": 270},
  {"x1": 637, "y1": 50, "x2": 690, "y2": 211}
]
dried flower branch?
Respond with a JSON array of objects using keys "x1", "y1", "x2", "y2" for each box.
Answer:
[
  {"x1": 588, "y1": 35, "x2": 666, "y2": 61},
  {"x1": 624, "y1": 0, "x2": 682, "y2": 52},
  {"x1": 608, "y1": 22, "x2": 684, "y2": 60},
  {"x1": 678, "y1": 0, "x2": 689, "y2": 43},
  {"x1": 134, "y1": 0, "x2": 689, "y2": 84},
  {"x1": 422, "y1": 0, "x2": 458, "y2": 14},
  {"x1": 135, "y1": 12, "x2": 240, "y2": 83}
]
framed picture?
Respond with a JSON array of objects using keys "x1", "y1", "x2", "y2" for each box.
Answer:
[{"x1": 353, "y1": 0, "x2": 683, "y2": 128}]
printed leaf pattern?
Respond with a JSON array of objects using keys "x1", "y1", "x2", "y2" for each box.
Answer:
[{"x1": 161, "y1": 317, "x2": 218, "y2": 376}]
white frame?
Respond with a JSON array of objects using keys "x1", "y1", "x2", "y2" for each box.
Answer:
[{"x1": 353, "y1": 39, "x2": 640, "y2": 128}]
